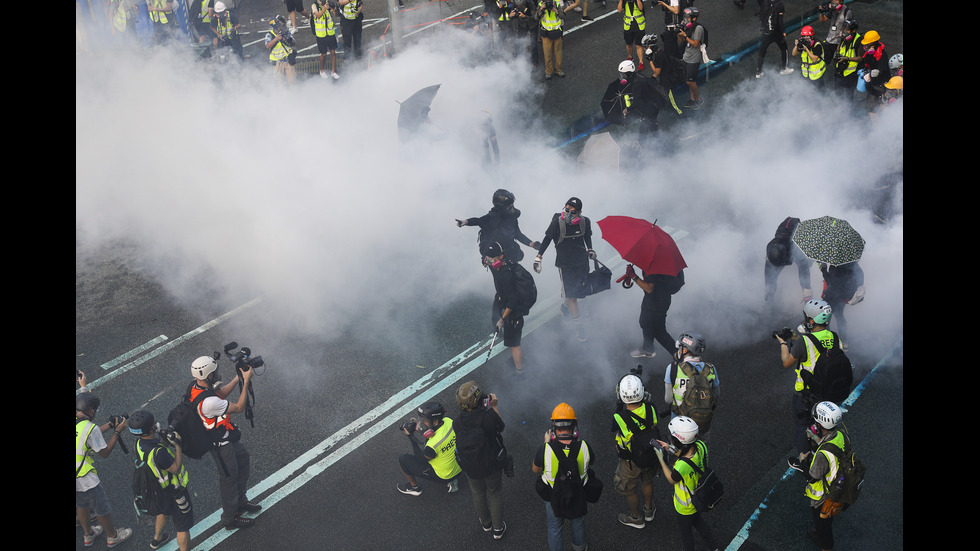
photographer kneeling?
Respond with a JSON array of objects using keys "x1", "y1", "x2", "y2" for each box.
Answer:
[{"x1": 397, "y1": 402, "x2": 463, "y2": 496}]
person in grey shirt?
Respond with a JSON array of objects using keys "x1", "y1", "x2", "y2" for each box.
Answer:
[{"x1": 676, "y1": 6, "x2": 703, "y2": 109}]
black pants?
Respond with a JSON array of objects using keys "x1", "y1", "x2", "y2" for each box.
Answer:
[
  {"x1": 757, "y1": 33, "x2": 788, "y2": 73},
  {"x1": 677, "y1": 510, "x2": 718, "y2": 551},
  {"x1": 341, "y1": 17, "x2": 363, "y2": 59},
  {"x1": 811, "y1": 506, "x2": 834, "y2": 549},
  {"x1": 639, "y1": 295, "x2": 674, "y2": 355}
]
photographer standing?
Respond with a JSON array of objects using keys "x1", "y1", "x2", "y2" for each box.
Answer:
[
  {"x1": 792, "y1": 26, "x2": 827, "y2": 84},
  {"x1": 129, "y1": 410, "x2": 193, "y2": 551},
  {"x1": 312, "y1": 0, "x2": 341, "y2": 79},
  {"x1": 397, "y1": 402, "x2": 464, "y2": 496},
  {"x1": 266, "y1": 16, "x2": 298, "y2": 85},
  {"x1": 188, "y1": 355, "x2": 260, "y2": 529},
  {"x1": 339, "y1": 0, "x2": 364, "y2": 60},
  {"x1": 537, "y1": 0, "x2": 565, "y2": 80},
  {"x1": 455, "y1": 381, "x2": 509, "y2": 539},
  {"x1": 611, "y1": 374, "x2": 659, "y2": 529},
  {"x1": 818, "y1": 0, "x2": 852, "y2": 54},
  {"x1": 76, "y1": 392, "x2": 133, "y2": 547}
]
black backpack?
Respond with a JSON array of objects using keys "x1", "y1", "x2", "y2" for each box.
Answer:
[
  {"x1": 547, "y1": 441, "x2": 588, "y2": 519},
  {"x1": 680, "y1": 441, "x2": 724, "y2": 512},
  {"x1": 818, "y1": 433, "x2": 866, "y2": 516},
  {"x1": 617, "y1": 403, "x2": 661, "y2": 469},
  {"x1": 166, "y1": 382, "x2": 217, "y2": 460},
  {"x1": 455, "y1": 415, "x2": 497, "y2": 479},
  {"x1": 664, "y1": 269, "x2": 685, "y2": 295},
  {"x1": 506, "y1": 262, "x2": 537, "y2": 315},
  {"x1": 132, "y1": 445, "x2": 173, "y2": 517},
  {"x1": 801, "y1": 332, "x2": 853, "y2": 405}
]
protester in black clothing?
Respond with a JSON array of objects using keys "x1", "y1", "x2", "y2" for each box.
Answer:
[
  {"x1": 858, "y1": 30, "x2": 889, "y2": 100},
  {"x1": 756, "y1": 0, "x2": 793, "y2": 78},
  {"x1": 457, "y1": 189, "x2": 539, "y2": 264},
  {"x1": 623, "y1": 264, "x2": 681, "y2": 359},
  {"x1": 764, "y1": 216, "x2": 814, "y2": 303},
  {"x1": 456, "y1": 381, "x2": 508, "y2": 539},
  {"x1": 512, "y1": 0, "x2": 539, "y2": 67},
  {"x1": 819, "y1": 262, "x2": 864, "y2": 348},
  {"x1": 483, "y1": 241, "x2": 533, "y2": 375},
  {"x1": 533, "y1": 197, "x2": 595, "y2": 341}
]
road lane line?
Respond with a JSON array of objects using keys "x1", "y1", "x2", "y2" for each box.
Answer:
[{"x1": 100, "y1": 335, "x2": 169, "y2": 370}]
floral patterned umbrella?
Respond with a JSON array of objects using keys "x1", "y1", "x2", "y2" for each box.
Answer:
[{"x1": 792, "y1": 216, "x2": 865, "y2": 267}]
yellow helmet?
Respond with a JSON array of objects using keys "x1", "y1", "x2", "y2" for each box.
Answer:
[
  {"x1": 885, "y1": 76, "x2": 903, "y2": 90},
  {"x1": 551, "y1": 402, "x2": 576, "y2": 421},
  {"x1": 861, "y1": 30, "x2": 880, "y2": 45}
]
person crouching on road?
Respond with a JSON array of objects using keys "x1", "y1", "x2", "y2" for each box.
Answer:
[{"x1": 397, "y1": 401, "x2": 464, "y2": 496}]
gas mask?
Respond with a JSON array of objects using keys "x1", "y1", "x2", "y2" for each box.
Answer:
[{"x1": 560, "y1": 207, "x2": 581, "y2": 224}]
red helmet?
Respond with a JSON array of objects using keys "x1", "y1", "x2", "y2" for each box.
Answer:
[{"x1": 801, "y1": 26, "x2": 815, "y2": 37}]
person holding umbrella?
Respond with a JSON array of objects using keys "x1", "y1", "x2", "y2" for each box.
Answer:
[
  {"x1": 819, "y1": 261, "x2": 864, "y2": 348},
  {"x1": 625, "y1": 264, "x2": 683, "y2": 358},
  {"x1": 533, "y1": 197, "x2": 596, "y2": 342}
]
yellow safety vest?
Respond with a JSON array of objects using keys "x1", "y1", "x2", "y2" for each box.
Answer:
[
  {"x1": 200, "y1": 1, "x2": 212, "y2": 23},
  {"x1": 836, "y1": 33, "x2": 861, "y2": 77},
  {"x1": 801, "y1": 41, "x2": 827, "y2": 80},
  {"x1": 313, "y1": 4, "x2": 337, "y2": 38},
  {"x1": 540, "y1": 439, "x2": 591, "y2": 487},
  {"x1": 149, "y1": 0, "x2": 172, "y2": 24},
  {"x1": 137, "y1": 440, "x2": 189, "y2": 490},
  {"x1": 425, "y1": 418, "x2": 463, "y2": 480},
  {"x1": 622, "y1": 0, "x2": 645, "y2": 31},
  {"x1": 269, "y1": 31, "x2": 294, "y2": 61},
  {"x1": 214, "y1": 14, "x2": 235, "y2": 38},
  {"x1": 539, "y1": 3, "x2": 562, "y2": 32},
  {"x1": 343, "y1": 0, "x2": 359, "y2": 20},
  {"x1": 613, "y1": 403, "x2": 657, "y2": 453},
  {"x1": 76, "y1": 419, "x2": 98, "y2": 479},
  {"x1": 112, "y1": 1, "x2": 128, "y2": 33},
  {"x1": 795, "y1": 329, "x2": 834, "y2": 392},
  {"x1": 672, "y1": 440, "x2": 707, "y2": 515},
  {"x1": 804, "y1": 430, "x2": 846, "y2": 501},
  {"x1": 671, "y1": 361, "x2": 717, "y2": 408}
]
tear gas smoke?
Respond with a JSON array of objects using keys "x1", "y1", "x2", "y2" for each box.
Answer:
[{"x1": 76, "y1": 22, "x2": 902, "y2": 407}]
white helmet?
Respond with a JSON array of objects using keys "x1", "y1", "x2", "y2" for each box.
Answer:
[
  {"x1": 214, "y1": 1, "x2": 226, "y2": 12},
  {"x1": 618, "y1": 374, "x2": 644, "y2": 404},
  {"x1": 888, "y1": 53, "x2": 903, "y2": 70},
  {"x1": 803, "y1": 299, "x2": 833, "y2": 326},
  {"x1": 668, "y1": 416, "x2": 699, "y2": 445},
  {"x1": 618, "y1": 59, "x2": 636, "y2": 74},
  {"x1": 812, "y1": 401, "x2": 842, "y2": 430},
  {"x1": 191, "y1": 356, "x2": 218, "y2": 380}
]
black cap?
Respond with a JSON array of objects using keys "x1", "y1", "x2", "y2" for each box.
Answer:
[
  {"x1": 481, "y1": 241, "x2": 503, "y2": 258},
  {"x1": 566, "y1": 197, "x2": 582, "y2": 212}
]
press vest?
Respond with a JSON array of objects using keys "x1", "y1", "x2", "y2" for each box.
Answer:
[
  {"x1": 622, "y1": 1, "x2": 645, "y2": 31},
  {"x1": 188, "y1": 383, "x2": 237, "y2": 436},
  {"x1": 76, "y1": 419, "x2": 98, "y2": 479},
  {"x1": 425, "y1": 418, "x2": 463, "y2": 480},
  {"x1": 313, "y1": 4, "x2": 336, "y2": 37},
  {"x1": 805, "y1": 430, "x2": 846, "y2": 500},
  {"x1": 800, "y1": 41, "x2": 827, "y2": 80},
  {"x1": 672, "y1": 440, "x2": 707, "y2": 515},
  {"x1": 343, "y1": 0, "x2": 360, "y2": 20},
  {"x1": 200, "y1": 1, "x2": 212, "y2": 23},
  {"x1": 137, "y1": 440, "x2": 189, "y2": 490},
  {"x1": 268, "y1": 31, "x2": 294, "y2": 61},
  {"x1": 613, "y1": 403, "x2": 656, "y2": 452},
  {"x1": 795, "y1": 329, "x2": 834, "y2": 392},
  {"x1": 671, "y1": 361, "x2": 717, "y2": 407},
  {"x1": 214, "y1": 14, "x2": 235, "y2": 38},
  {"x1": 541, "y1": 439, "x2": 591, "y2": 487},
  {"x1": 837, "y1": 33, "x2": 861, "y2": 76},
  {"x1": 539, "y1": 4, "x2": 562, "y2": 31},
  {"x1": 149, "y1": 0, "x2": 172, "y2": 24}
]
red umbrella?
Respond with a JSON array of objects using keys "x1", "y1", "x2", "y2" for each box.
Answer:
[{"x1": 597, "y1": 216, "x2": 687, "y2": 276}]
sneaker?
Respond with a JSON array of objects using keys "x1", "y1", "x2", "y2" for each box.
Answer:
[
  {"x1": 787, "y1": 456, "x2": 804, "y2": 473},
  {"x1": 482, "y1": 521, "x2": 493, "y2": 532},
  {"x1": 241, "y1": 500, "x2": 263, "y2": 513},
  {"x1": 83, "y1": 524, "x2": 103, "y2": 547},
  {"x1": 150, "y1": 533, "x2": 171, "y2": 550},
  {"x1": 559, "y1": 302, "x2": 572, "y2": 324},
  {"x1": 582, "y1": 15, "x2": 593, "y2": 21},
  {"x1": 643, "y1": 505, "x2": 657, "y2": 522},
  {"x1": 397, "y1": 482, "x2": 422, "y2": 496},
  {"x1": 630, "y1": 349, "x2": 656, "y2": 358},
  {"x1": 492, "y1": 521, "x2": 507, "y2": 539},
  {"x1": 225, "y1": 516, "x2": 255, "y2": 529},
  {"x1": 573, "y1": 6, "x2": 582, "y2": 11},
  {"x1": 513, "y1": 367, "x2": 526, "y2": 376},
  {"x1": 779, "y1": 67, "x2": 795, "y2": 75},
  {"x1": 331, "y1": 72, "x2": 340, "y2": 80},
  {"x1": 320, "y1": 70, "x2": 328, "y2": 79},
  {"x1": 618, "y1": 513, "x2": 645, "y2": 529},
  {"x1": 289, "y1": 26, "x2": 299, "y2": 34},
  {"x1": 558, "y1": 72, "x2": 566, "y2": 78},
  {"x1": 107, "y1": 527, "x2": 133, "y2": 547},
  {"x1": 447, "y1": 478, "x2": 459, "y2": 493},
  {"x1": 690, "y1": 98, "x2": 704, "y2": 110},
  {"x1": 545, "y1": 74, "x2": 553, "y2": 80},
  {"x1": 755, "y1": 71, "x2": 764, "y2": 79},
  {"x1": 683, "y1": 99, "x2": 695, "y2": 108}
]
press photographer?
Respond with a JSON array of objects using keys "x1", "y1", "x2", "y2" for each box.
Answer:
[
  {"x1": 76, "y1": 392, "x2": 133, "y2": 547},
  {"x1": 396, "y1": 401, "x2": 464, "y2": 497},
  {"x1": 265, "y1": 14, "x2": 298, "y2": 85},
  {"x1": 188, "y1": 350, "x2": 261, "y2": 529},
  {"x1": 455, "y1": 381, "x2": 511, "y2": 539}
]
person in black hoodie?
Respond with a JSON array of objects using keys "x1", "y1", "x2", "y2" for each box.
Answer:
[
  {"x1": 764, "y1": 216, "x2": 814, "y2": 303},
  {"x1": 819, "y1": 262, "x2": 864, "y2": 348},
  {"x1": 457, "y1": 189, "x2": 540, "y2": 264},
  {"x1": 755, "y1": 0, "x2": 794, "y2": 78}
]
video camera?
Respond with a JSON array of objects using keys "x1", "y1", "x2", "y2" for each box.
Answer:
[
  {"x1": 816, "y1": 3, "x2": 834, "y2": 17},
  {"x1": 541, "y1": 0, "x2": 555, "y2": 11},
  {"x1": 223, "y1": 342, "x2": 265, "y2": 374},
  {"x1": 272, "y1": 15, "x2": 297, "y2": 47}
]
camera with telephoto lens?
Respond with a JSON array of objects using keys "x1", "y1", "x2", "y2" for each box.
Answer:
[
  {"x1": 399, "y1": 418, "x2": 418, "y2": 434},
  {"x1": 817, "y1": 3, "x2": 833, "y2": 17},
  {"x1": 224, "y1": 342, "x2": 264, "y2": 373},
  {"x1": 327, "y1": 0, "x2": 340, "y2": 10},
  {"x1": 771, "y1": 327, "x2": 796, "y2": 341},
  {"x1": 543, "y1": 0, "x2": 555, "y2": 11},
  {"x1": 108, "y1": 412, "x2": 129, "y2": 429},
  {"x1": 158, "y1": 425, "x2": 183, "y2": 447}
]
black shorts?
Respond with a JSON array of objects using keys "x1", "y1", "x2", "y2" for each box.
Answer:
[
  {"x1": 316, "y1": 34, "x2": 338, "y2": 53},
  {"x1": 493, "y1": 301, "x2": 524, "y2": 347},
  {"x1": 558, "y1": 265, "x2": 589, "y2": 299},
  {"x1": 684, "y1": 60, "x2": 700, "y2": 82},
  {"x1": 624, "y1": 29, "x2": 644, "y2": 46},
  {"x1": 284, "y1": 0, "x2": 305, "y2": 12}
]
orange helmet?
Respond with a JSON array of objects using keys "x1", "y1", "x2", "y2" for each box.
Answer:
[{"x1": 551, "y1": 402, "x2": 576, "y2": 421}]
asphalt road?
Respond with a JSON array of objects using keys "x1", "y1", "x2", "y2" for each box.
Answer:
[{"x1": 76, "y1": 1, "x2": 903, "y2": 550}]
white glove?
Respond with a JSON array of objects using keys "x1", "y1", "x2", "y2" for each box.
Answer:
[
  {"x1": 848, "y1": 285, "x2": 865, "y2": 305},
  {"x1": 870, "y1": 69, "x2": 880, "y2": 78},
  {"x1": 496, "y1": 318, "x2": 505, "y2": 332},
  {"x1": 533, "y1": 256, "x2": 542, "y2": 273}
]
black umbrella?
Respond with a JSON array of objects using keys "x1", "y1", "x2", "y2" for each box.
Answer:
[
  {"x1": 398, "y1": 84, "x2": 441, "y2": 142},
  {"x1": 600, "y1": 76, "x2": 663, "y2": 129}
]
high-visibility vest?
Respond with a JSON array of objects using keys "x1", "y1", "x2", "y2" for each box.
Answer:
[
  {"x1": 836, "y1": 33, "x2": 861, "y2": 77},
  {"x1": 136, "y1": 440, "x2": 190, "y2": 490},
  {"x1": 539, "y1": 3, "x2": 562, "y2": 32},
  {"x1": 149, "y1": 0, "x2": 172, "y2": 24},
  {"x1": 800, "y1": 41, "x2": 827, "y2": 80},
  {"x1": 540, "y1": 439, "x2": 591, "y2": 487},
  {"x1": 76, "y1": 419, "x2": 98, "y2": 479},
  {"x1": 214, "y1": 13, "x2": 235, "y2": 38},
  {"x1": 672, "y1": 440, "x2": 707, "y2": 515},
  {"x1": 313, "y1": 3, "x2": 337, "y2": 37},
  {"x1": 342, "y1": 0, "x2": 359, "y2": 20},
  {"x1": 112, "y1": 2, "x2": 128, "y2": 33},
  {"x1": 622, "y1": 0, "x2": 645, "y2": 31},
  {"x1": 425, "y1": 418, "x2": 463, "y2": 480},
  {"x1": 200, "y1": 1, "x2": 212, "y2": 23},
  {"x1": 613, "y1": 403, "x2": 656, "y2": 453},
  {"x1": 188, "y1": 384, "x2": 238, "y2": 435},
  {"x1": 267, "y1": 31, "x2": 294, "y2": 61},
  {"x1": 671, "y1": 361, "x2": 717, "y2": 408},
  {"x1": 805, "y1": 430, "x2": 846, "y2": 500},
  {"x1": 795, "y1": 329, "x2": 834, "y2": 392}
]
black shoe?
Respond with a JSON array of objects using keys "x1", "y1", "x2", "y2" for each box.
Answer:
[
  {"x1": 787, "y1": 456, "x2": 804, "y2": 473},
  {"x1": 240, "y1": 500, "x2": 262, "y2": 513},
  {"x1": 582, "y1": 15, "x2": 593, "y2": 21},
  {"x1": 492, "y1": 521, "x2": 507, "y2": 540},
  {"x1": 150, "y1": 532, "x2": 171, "y2": 550},
  {"x1": 225, "y1": 516, "x2": 256, "y2": 530}
]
